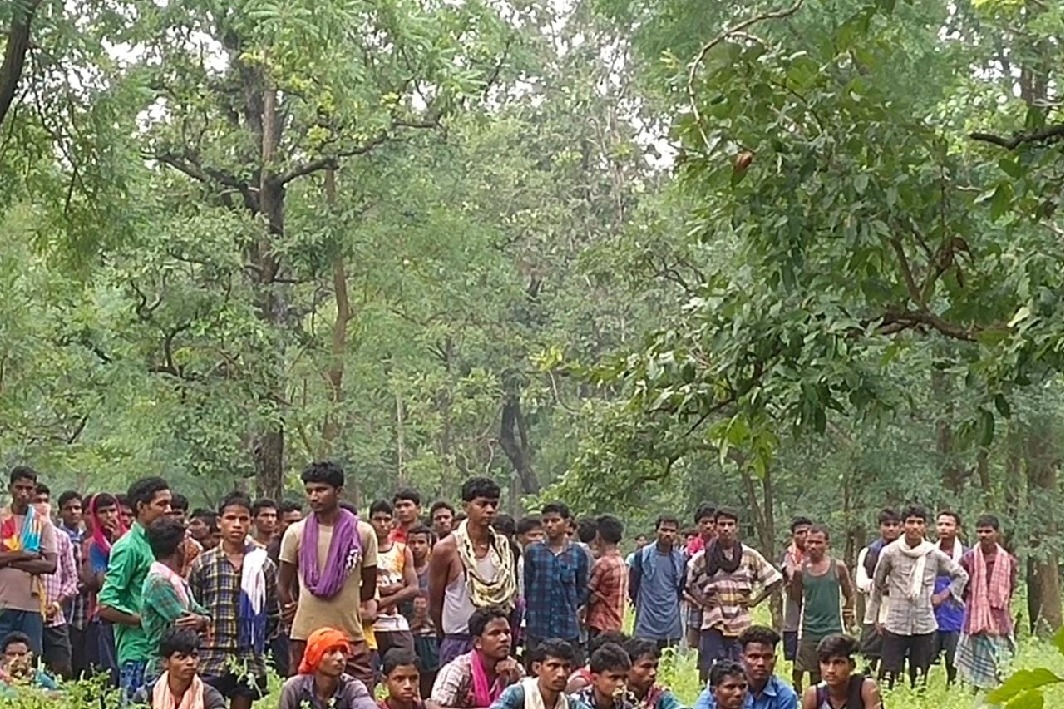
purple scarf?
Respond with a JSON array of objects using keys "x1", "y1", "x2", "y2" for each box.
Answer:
[{"x1": 299, "y1": 509, "x2": 361, "y2": 599}]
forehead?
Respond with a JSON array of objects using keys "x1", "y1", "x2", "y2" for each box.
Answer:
[
  {"x1": 221, "y1": 504, "x2": 250, "y2": 516},
  {"x1": 371, "y1": 511, "x2": 392, "y2": 519},
  {"x1": 11, "y1": 478, "x2": 35, "y2": 488},
  {"x1": 905, "y1": 516, "x2": 926, "y2": 524},
  {"x1": 5, "y1": 642, "x2": 28, "y2": 652},
  {"x1": 433, "y1": 508, "x2": 452, "y2": 517},
  {"x1": 408, "y1": 532, "x2": 430, "y2": 542},
  {"x1": 395, "y1": 498, "x2": 418, "y2": 506}
]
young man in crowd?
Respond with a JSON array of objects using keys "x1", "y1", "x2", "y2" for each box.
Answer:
[
  {"x1": 392, "y1": 489, "x2": 423, "y2": 544},
  {"x1": 588, "y1": 514, "x2": 627, "y2": 636},
  {"x1": 117, "y1": 494, "x2": 134, "y2": 531},
  {"x1": 167, "y1": 494, "x2": 202, "y2": 576},
  {"x1": 780, "y1": 516, "x2": 812, "y2": 684},
  {"x1": 0, "y1": 467, "x2": 58, "y2": 655},
  {"x1": 854, "y1": 508, "x2": 901, "y2": 673},
  {"x1": 56, "y1": 489, "x2": 89, "y2": 677},
  {"x1": 428, "y1": 478, "x2": 517, "y2": 666},
  {"x1": 381, "y1": 648, "x2": 425, "y2": 709},
  {"x1": 694, "y1": 626, "x2": 798, "y2": 709},
  {"x1": 189, "y1": 492, "x2": 279, "y2": 709},
  {"x1": 625, "y1": 536, "x2": 648, "y2": 567},
  {"x1": 787, "y1": 525, "x2": 855, "y2": 691},
  {"x1": 524, "y1": 502, "x2": 589, "y2": 661},
  {"x1": 430, "y1": 502, "x2": 456, "y2": 540},
  {"x1": 687, "y1": 508, "x2": 782, "y2": 683},
  {"x1": 368, "y1": 500, "x2": 419, "y2": 656},
  {"x1": 705, "y1": 660, "x2": 749, "y2": 709},
  {"x1": 956, "y1": 514, "x2": 1018, "y2": 690},
  {"x1": 279, "y1": 462, "x2": 378, "y2": 687},
  {"x1": 571, "y1": 643, "x2": 633, "y2": 709},
  {"x1": 868, "y1": 504, "x2": 968, "y2": 689},
  {"x1": 268, "y1": 500, "x2": 304, "y2": 677},
  {"x1": 630, "y1": 516, "x2": 685, "y2": 651},
  {"x1": 278, "y1": 627, "x2": 379, "y2": 709},
  {"x1": 487, "y1": 639, "x2": 572, "y2": 709},
  {"x1": 188, "y1": 509, "x2": 214, "y2": 548},
  {"x1": 516, "y1": 516, "x2": 544, "y2": 549},
  {"x1": 251, "y1": 498, "x2": 278, "y2": 548},
  {"x1": 34, "y1": 484, "x2": 78, "y2": 679},
  {"x1": 801, "y1": 634, "x2": 882, "y2": 709},
  {"x1": 429, "y1": 607, "x2": 522, "y2": 709},
  {"x1": 623, "y1": 638, "x2": 681, "y2": 709},
  {"x1": 684, "y1": 505, "x2": 717, "y2": 650},
  {"x1": 407, "y1": 524, "x2": 439, "y2": 699},
  {"x1": 98, "y1": 476, "x2": 172, "y2": 700},
  {"x1": 933, "y1": 510, "x2": 966, "y2": 686},
  {"x1": 142, "y1": 517, "x2": 209, "y2": 679},
  {"x1": 0, "y1": 630, "x2": 60, "y2": 694},
  {"x1": 145, "y1": 628, "x2": 226, "y2": 709}
]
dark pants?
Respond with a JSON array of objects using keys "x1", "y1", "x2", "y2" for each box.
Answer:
[
  {"x1": 0, "y1": 610, "x2": 43, "y2": 655},
  {"x1": 882, "y1": 631, "x2": 935, "y2": 688},
  {"x1": 935, "y1": 630, "x2": 961, "y2": 684},
  {"x1": 43, "y1": 623, "x2": 73, "y2": 678},
  {"x1": 70, "y1": 625, "x2": 89, "y2": 678},
  {"x1": 87, "y1": 619, "x2": 119, "y2": 685},
  {"x1": 290, "y1": 637, "x2": 375, "y2": 690},
  {"x1": 699, "y1": 629, "x2": 742, "y2": 679},
  {"x1": 270, "y1": 634, "x2": 290, "y2": 677},
  {"x1": 439, "y1": 633, "x2": 474, "y2": 666}
]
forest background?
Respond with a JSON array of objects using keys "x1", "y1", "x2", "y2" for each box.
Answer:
[{"x1": 3, "y1": 0, "x2": 1064, "y2": 690}]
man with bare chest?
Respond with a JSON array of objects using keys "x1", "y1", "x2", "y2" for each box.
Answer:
[{"x1": 428, "y1": 478, "x2": 517, "y2": 666}]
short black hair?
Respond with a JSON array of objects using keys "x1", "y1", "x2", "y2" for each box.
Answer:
[
  {"x1": 468, "y1": 607, "x2": 510, "y2": 637},
  {"x1": 116, "y1": 493, "x2": 130, "y2": 508},
  {"x1": 529, "y1": 638, "x2": 575, "y2": 665},
  {"x1": 252, "y1": 498, "x2": 277, "y2": 516},
  {"x1": 392, "y1": 488, "x2": 421, "y2": 506},
  {"x1": 816, "y1": 633, "x2": 859, "y2": 663},
  {"x1": 975, "y1": 514, "x2": 1000, "y2": 531},
  {"x1": 190, "y1": 507, "x2": 213, "y2": 521},
  {"x1": 495, "y1": 514, "x2": 517, "y2": 537},
  {"x1": 710, "y1": 660, "x2": 746, "y2": 688},
  {"x1": 577, "y1": 516, "x2": 598, "y2": 544},
  {"x1": 58, "y1": 490, "x2": 82, "y2": 509},
  {"x1": 878, "y1": 507, "x2": 901, "y2": 524},
  {"x1": 93, "y1": 492, "x2": 118, "y2": 511},
  {"x1": 370, "y1": 499, "x2": 393, "y2": 516},
  {"x1": 588, "y1": 631, "x2": 628, "y2": 657},
  {"x1": 738, "y1": 625, "x2": 780, "y2": 651},
  {"x1": 35, "y1": 482, "x2": 50, "y2": 497},
  {"x1": 589, "y1": 642, "x2": 631, "y2": 674},
  {"x1": 9, "y1": 466, "x2": 37, "y2": 486},
  {"x1": 301, "y1": 461, "x2": 345, "y2": 489},
  {"x1": 541, "y1": 501, "x2": 571, "y2": 519},
  {"x1": 127, "y1": 477, "x2": 170, "y2": 516},
  {"x1": 596, "y1": 515, "x2": 624, "y2": 545},
  {"x1": 516, "y1": 515, "x2": 542, "y2": 535},
  {"x1": 340, "y1": 501, "x2": 358, "y2": 516},
  {"x1": 937, "y1": 510, "x2": 961, "y2": 526},
  {"x1": 381, "y1": 647, "x2": 421, "y2": 675},
  {"x1": 147, "y1": 517, "x2": 188, "y2": 560},
  {"x1": 430, "y1": 500, "x2": 455, "y2": 516},
  {"x1": 218, "y1": 491, "x2": 252, "y2": 516},
  {"x1": 901, "y1": 504, "x2": 929, "y2": 524},
  {"x1": 807, "y1": 524, "x2": 830, "y2": 540},
  {"x1": 460, "y1": 477, "x2": 500, "y2": 503},
  {"x1": 407, "y1": 524, "x2": 433, "y2": 542},
  {"x1": 159, "y1": 627, "x2": 200, "y2": 657},
  {"x1": 170, "y1": 493, "x2": 189, "y2": 512},
  {"x1": 1, "y1": 631, "x2": 31, "y2": 652},
  {"x1": 624, "y1": 637, "x2": 659, "y2": 663},
  {"x1": 694, "y1": 503, "x2": 717, "y2": 524},
  {"x1": 715, "y1": 506, "x2": 739, "y2": 523},
  {"x1": 790, "y1": 516, "x2": 814, "y2": 532},
  {"x1": 655, "y1": 514, "x2": 680, "y2": 529},
  {"x1": 279, "y1": 500, "x2": 303, "y2": 515}
]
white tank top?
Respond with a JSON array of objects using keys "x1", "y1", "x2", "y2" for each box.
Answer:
[{"x1": 442, "y1": 554, "x2": 499, "y2": 634}]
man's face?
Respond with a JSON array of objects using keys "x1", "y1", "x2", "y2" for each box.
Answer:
[
  {"x1": 713, "y1": 674, "x2": 748, "y2": 709},
  {"x1": 2, "y1": 641, "x2": 32, "y2": 678},
  {"x1": 536, "y1": 656, "x2": 572, "y2": 693},
  {"x1": 385, "y1": 663, "x2": 420, "y2": 703},
  {"x1": 119, "y1": 505, "x2": 133, "y2": 529},
  {"x1": 407, "y1": 532, "x2": 432, "y2": 563},
  {"x1": 804, "y1": 532, "x2": 827, "y2": 561},
  {"x1": 742, "y1": 642, "x2": 775, "y2": 685},
  {"x1": 254, "y1": 506, "x2": 277, "y2": 537},
  {"x1": 394, "y1": 498, "x2": 420, "y2": 525},
  {"x1": 60, "y1": 498, "x2": 83, "y2": 528},
  {"x1": 432, "y1": 507, "x2": 454, "y2": 536},
  {"x1": 792, "y1": 524, "x2": 810, "y2": 550},
  {"x1": 627, "y1": 655, "x2": 657, "y2": 694},
  {"x1": 305, "y1": 482, "x2": 339, "y2": 513},
  {"x1": 937, "y1": 514, "x2": 957, "y2": 542},
  {"x1": 32, "y1": 493, "x2": 50, "y2": 518},
  {"x1": 976, "y1": 525, "x2": 998, "y2": 548},
  {"x1": 475, "y1": 618, "x2": 512, "y2": 660},
  {"x1": 167, "y1": 507, "x2": 187, "y2": 525},
  {"x1": 206, "y1": 525, "x2": 222, "y2": 550},
  {"x1": 819, "y1": 656, "x2": 854, "y2": 687},
  {"x1": 140, "y1": 490, "x2": 172, "y2": 525},
  {"x1": 656, "y1": 522, "x2": 678, "y2": 548},
  {"x1": 319, "y1": 646, "x2": 348, "y2": 678},
  {"x1": 592, "y1": 668, "x2": 628, "y2": 701},
  {"x1": 880, "y1": 519, "x2": 901, "y2": 542},
  {"x1": 163, "y1": 650, "x2": 199, "y2": 682},
  {"x1": 280, "y1": 509, "x2": 303, "y2": 535},
  {"x1": 903, "y1": 515, "x2": 926, "y2": 544},
  {"x1": 97, "y1": 504, "x2": 120, "y2": 534},
  {"x1": 9, "y1": 478, "x2": 36, "y2": 511},
  {"x1": 465, "y1": 496, "x2": 498, "y2": 528},
  {"x1": 370, "y1": 511, "x2": 394, "y2": 541},
  {"x1": 635, "y1": 535, "x2": 647, "y2": 549},
  {"x1": 188, "y1": 516, "x2": 209, "y2": 542},
  {"x1": 698, "y1": 516, "x2": 716, "y2": 539},
  {"x1": 542, "y1": 512, "x2": 568, "y2": 542},
  {"x1": 220, "y1": 504, "x2": 250, "y2": 544},
  {"x1": 716, "y1": 517, "x2": 738, "y2": 544}
]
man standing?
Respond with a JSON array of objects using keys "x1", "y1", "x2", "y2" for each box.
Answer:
[
  {"x1": 407, "y1": 524, "x2": 439, "y2": 698},
  {"x1": 251, "y1": 498, "x2": 278, "y2": 548},
  {"x1": 167, "y1": 494, "x2": 202, "y2": 577},
  {"x1": 430, "y1": 502, "x2": 456, "y2": 540},
  {"x1": 279, "y1": 461, "x2": 378, "y2": 687},
  {"x1": 587, "y1": 515, "x2": 627, "y2": 637},
  {"x1": 268, "y1": 500, "x2": 303, "y2": 677},
  {"x1": 0, "y1": 467, "x2": 58, "y2": 656},
  {"x1": 391, "y1": 489, "x2": 422, "y2": 544},
  {"x1": 687, "y1": 508, "x2": 782, "y2": 683},
  {"x1": 684, "y1": 505, "x2": 717, "y2": 650},
  {"x1": 56, "y1": 489, "x2": 88, "y2": 677},
  {"x1": 428, "y1": 478, "x2": 517, "y2": 666},
  {"x1": 854, "y1": 508, "x2": 901, "y2": 672},
  {"x1": 868, "y1": 504, "x2": 968, "y2": 689},
  {"x1": 524, "y1": 502, "x2": 589, "y2": 660},
  {"x1": 368, "y1": 500, "x2": 419, "y2": 656},
  {"x1": 780, "y1": 516, "x2": 811, "y2": 683},
  {"x1": 693, "y1": 625, "x2": 798, "y2": 709},
  {"x1": 98, "y1": 476, "x2": 172, "y2": 701},
  {"x1": 35, "y1": 484, "x2": 79, "y2": 679},
  {"x1": 787, "y1": 525, "x2": 855, "y2": 691},
  {"x1": 631, "y1": 516, "x2": 685, "y2": 651},
  {"x1": 933, "y1": 510, "x2": 966, "y2": 686},
  {"x1": 956, "y1": 514, "x2": 1018, "y2": 690}
]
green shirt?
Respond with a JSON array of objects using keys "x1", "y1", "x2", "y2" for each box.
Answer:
[
  {"x1": 141, "y1": 568, "x2": 209, "y2": 677},
  {"x1": 97, "y1": 523, "x2": 155, "y2": 664}
]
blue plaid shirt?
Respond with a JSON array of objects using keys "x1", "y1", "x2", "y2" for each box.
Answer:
[{"x1": 522, "y1": 540, "x2": 589, "y2": 640}]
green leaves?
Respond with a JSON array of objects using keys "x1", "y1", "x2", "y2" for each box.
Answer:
[{"x1": 987, "y1": 668, "x2": 1063, "y2": 707}]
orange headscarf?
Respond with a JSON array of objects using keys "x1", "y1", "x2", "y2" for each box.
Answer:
[{"x1": 299, "y1": 627, "x2": 351, "y2": 675}]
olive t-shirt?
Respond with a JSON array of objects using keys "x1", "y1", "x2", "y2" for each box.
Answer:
[
  {"x1": 0, "y1": 510, "x2": 58, "y2": 613},
  {"x1": 280, "y1": 516, "x2": 377, "y2": 642}
]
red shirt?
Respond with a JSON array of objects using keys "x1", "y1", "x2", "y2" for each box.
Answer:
[{"x1": 587, "y1": 550, "x2": 627, "y2": 631}]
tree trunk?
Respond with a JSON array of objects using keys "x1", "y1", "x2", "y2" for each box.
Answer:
[
  {"x1": 396, "y1": 391, "x2": 406, "y2": 484},
  {"x1": 1025, "y1": 431, "x2": 1063, "y2": 634},
  {"x1": 0, "y1": 0, "x2": 42, "y2": 128},
  {"x1": 933, "y1": 369, "x2": 965, "y2": 496},
  {"x1": 321, "y1": 167, "x2": 350, "y2": 454},
  {"x1": 499, "y1": 387, "x2": 539, "y2": 494}
]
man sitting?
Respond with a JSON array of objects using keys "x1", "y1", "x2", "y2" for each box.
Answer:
[
  {"x1": 801, "y1": 634, "x2": 882, "y2": 709},
  {"x1": 144, "y1": 628, "x2": 225, "y2": 709},
  {"x1": 706, "y1": 662, "x2": 748, "y2": 709},
  {"x1": 489, "y1": 639, "x2": 576, "y2": 709},
  {"x1": 693, "y1": 625, "x2": 798, "y2": 709},
  {"x1": 623, "y1": 638, "x2": 681, "y2": 709},
  {"x1": 278, "y1": 627, "x2": 378, "y2": 709},
  {"x1": 571, "y1": 643, "x2": 634, "y2": 709},
  {"x1": 380, "y1": 648, "x2": 426, "y2": 709},
  {"x1": 0, "y1": 631, "x2": 59, "y2": 696},
  {"x1": 429, "y1": 608, "x2": 523, "y2": 709}
]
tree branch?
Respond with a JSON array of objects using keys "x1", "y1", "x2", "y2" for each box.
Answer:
[
  {"x1": 969, "y1": 124, "x2": 1064, "y2": 150},
  {"x1": 0, "y1": 0, "x2": 42, "y2": 129},
  {"x1": 889, "y1": 236, "x2": 925, "y2": 308}
]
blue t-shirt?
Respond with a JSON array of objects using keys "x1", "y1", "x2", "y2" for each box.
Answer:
[
  {"x1": 694, "y1": 676, "x2": 798, "y2": 709},
  {"x1": 934, "y1": 543, "x2": 966, "y2": 633}
]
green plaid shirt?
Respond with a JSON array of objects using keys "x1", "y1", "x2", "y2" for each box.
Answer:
[
  {"x1": 187, "y1": 545, "x2": 279, "y2": 679},
  {"x1": 141, "y1": 567, "x2": 209, "y2": 677}
]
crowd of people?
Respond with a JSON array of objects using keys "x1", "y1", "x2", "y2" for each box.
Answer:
[{"x1": 0, "y1": 461, "x2": 1019, "y2": 709}]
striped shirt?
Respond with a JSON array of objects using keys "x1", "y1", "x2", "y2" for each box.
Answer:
[{"x1": 692, "y1": 545, "x2": 781, "y2": 635}]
